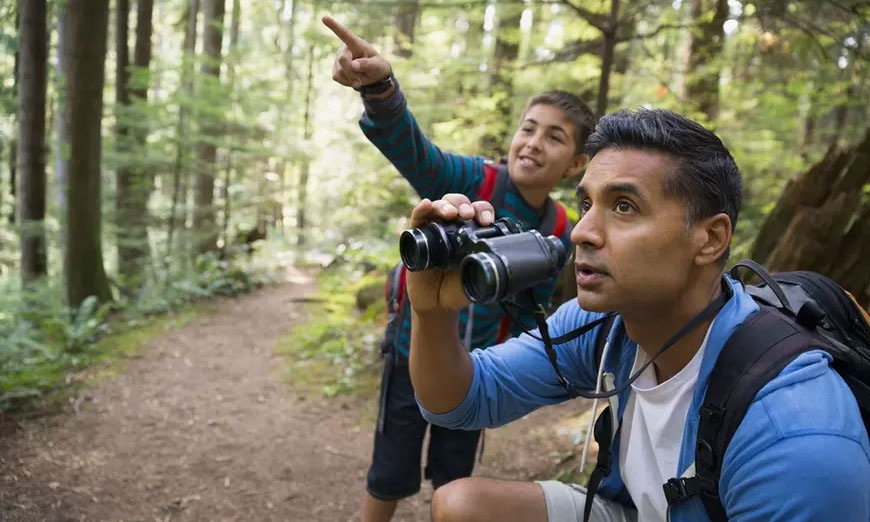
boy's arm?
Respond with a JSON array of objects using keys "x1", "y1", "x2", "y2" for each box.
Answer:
[{"x1": 359, "y1": 80, "x2": 485, "y2": 200}]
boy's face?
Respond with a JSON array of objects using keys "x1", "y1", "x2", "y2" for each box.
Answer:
[
  {"x1": 507, "y1": 104, "x2": 587, "y2": 197},
  {"x1": 571, "y1": 148, "x2": 702, "y2": 316}
]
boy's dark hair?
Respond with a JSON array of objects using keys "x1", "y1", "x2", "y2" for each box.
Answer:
[
  {"x1": 524, "y1": 90, "x2": 596, "y2": 154},
  {"x1": 585, "y1": 108, "x2": 742, "y2": 263}
]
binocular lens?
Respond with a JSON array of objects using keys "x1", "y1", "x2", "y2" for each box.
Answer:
[
  {"x1": 399, "y1": 229, "x2": 431, "y2": 271},
  {"x1": 461, "y1": 253, "x2": 507, "y2": 303}
]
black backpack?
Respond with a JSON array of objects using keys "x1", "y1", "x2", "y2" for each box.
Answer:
[{"x1": 584, "y1": 260, "x2": 870, "y2": 522}]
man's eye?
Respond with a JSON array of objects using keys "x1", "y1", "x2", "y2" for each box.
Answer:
[
  {"x1": 579, "y1": 200, "x2": 592, "y2": 214},
  {"x1": 615, "y1": 201, "x2": 634, "y2": 213}
]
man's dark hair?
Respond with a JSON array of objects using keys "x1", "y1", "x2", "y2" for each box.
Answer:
[
  {"x1": 585, "y1": 108, "x2": 742, "y2": 263},
  {"x1": 524, "y1": 91, "x2": 596, "y2": 154}
]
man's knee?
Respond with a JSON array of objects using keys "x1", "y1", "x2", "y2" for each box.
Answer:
[{"x1": 431, "y1": 478, "x2": 478, "y2": 522}]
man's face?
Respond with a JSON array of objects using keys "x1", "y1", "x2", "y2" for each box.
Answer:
[
  {"x1": 507, "y1": 104, "x2": 585, "y2": 196},
  {"x1": 571, "y1": 148, "x2": 700, "y2": 315}
]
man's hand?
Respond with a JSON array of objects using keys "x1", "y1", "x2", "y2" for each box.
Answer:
[
  {"x1": 322, "y1": 16, "x2": 392, "y2": 89},
  {"x1": 405, "y1": 195, "x2": 496, "y2": 313}
]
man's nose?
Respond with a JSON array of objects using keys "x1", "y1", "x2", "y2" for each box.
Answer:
[{"x1": 571, "y1": 209, "x2": 604, "y2": 249}]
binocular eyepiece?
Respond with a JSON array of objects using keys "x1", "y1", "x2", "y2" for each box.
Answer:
[{"x1": 399, "y1": 218, "x2": 567, "y2": 304}]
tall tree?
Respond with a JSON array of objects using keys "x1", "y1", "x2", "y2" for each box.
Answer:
[
  {"x1": 64, "y1": 0, "x2": 112, "y2": 306},
  {"x1": 681, "y1": 0, "x2": 728, "y2": 122},
  {"x1": 53, "y1": 0, "x2": 69, "y2": 252},
  {"x1": 219, "y1": 0, "x2": 239, "y2": 255},
  {"x1": 393, "y1": 0, "x2": 418, "y2": 58},
  {"x1": 479, "y1": 1, "x2": 523, "y2": 157},
  {"x1": 16, "y1": 0, "x2": 48, "y2": 285},
  {"x1": 115, "y1": 0, "x2": 155, "y2": 287},
  {"x1": 192, "y1": 0, "x2": 225, "y2": 255},
  {"x1": 296, "y1": 42, "x2": 314, "y2": 247},
  {"x1": 166, "y1": 0, "x2": 199, "y2": 265}
]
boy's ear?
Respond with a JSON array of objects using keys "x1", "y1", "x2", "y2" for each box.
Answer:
[{"x1": 565, "y1": 153, "x2": 589, "y2": 178}]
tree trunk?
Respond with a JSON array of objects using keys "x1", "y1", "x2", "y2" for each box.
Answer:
[
  {"x1": 393, "y1": 0, "x2": 418, "y2": 58},
  {"x1": 682, "y1": 0, "x2": 728, "y2": 123},
  {"x1": 296, "y1": 43, "x2": 315, "y2": 247},
  {"x1": 479, "y1": 1, "x2": 522, "y2": 157},
  {"x1": 115, "y1": 0, "x2": 154, "y2": 288},
  {"x1": 596, "y1": 0, "x2": 620, "y2": 118},
  {"x1": 192, "y1": 0, "x2": 225, "y2": 256},
  {"x1": 17, "y1": 0, "x2": 49, "y2": 286},
  {"x1": 65, "y1": 0, "x2": 112, "y2": 306},
  {"x1": 166, "y1": 0, "x2": 199, "y2": 266},
  {"x1": 54, "y1": 0, "x2": 69, "y2": 252},
  {"x1": 219, "y1": 0, "x2": 240, "y2": 256},
  {"x1": 752, "y1": 130, "x2": 870, "y2": 307},
  {"x1": 274, "y1": 0, "x2": 298, "y2": 235},
  {"x1": 9, "y1": 40, "x2": 18, "y2": 226}
]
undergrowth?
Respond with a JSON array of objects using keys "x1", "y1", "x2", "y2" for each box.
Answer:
[{"x1": 0, "y1": 251, "x2": 278, "y2": 415}]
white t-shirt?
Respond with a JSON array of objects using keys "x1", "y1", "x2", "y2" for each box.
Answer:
[{"x1": 618, "y1": 324, "x2": 713, "y2": 522}]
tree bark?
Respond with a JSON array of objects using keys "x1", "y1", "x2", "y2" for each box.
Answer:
[
  {"x1": 192, "y1": 0, "x2": 225, "y2": 256},
  {"x1": 296, "y1": 43, "x2": 314, "y2": 247},
  {"x1": 393, "y1": 0, "x2": 418, "y2": 58},
  {"x1": 682, "y1": 0, "x2": 728, "y2": 123},
  {"x1": 753, "y1": 130, "x2": 870, "y2": 307},
  {"x1": 219, "y1": 0, "x2": 240, "y2": 256},
  {"x1": 16, "y1": 0, "x2": 49, "y2": 286},
  {"x1": 595, "y1": 0, "x2": 620, "y2": 118},
  {"x1": 64, "y1": 0, "x2": 113, "y2": 306},
  {"x1": 115, "y1": 0, "x2": 154, "y2": 288},
  {"x1": 166, "y1": 0, "x2": 199, "y2": 266},
  {"x1": 54, "y1": 0, "x2": 69, "y2": 252},
  {"x1": 479, "y1": 1, "x2": 522, "y2": 157}
]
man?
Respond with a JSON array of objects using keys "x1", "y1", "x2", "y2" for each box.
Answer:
[
  {"x1": 322, "y1": 15, "x2": 595, "y2": 522},
  {"x1": 405, "y1": 108, "x2": 870, "y2": 521}
]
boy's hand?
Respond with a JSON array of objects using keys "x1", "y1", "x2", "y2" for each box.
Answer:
[
  {"x1": 322, "y1": 16, "x2": 392, "y2": 89},
  {"x1": 405, "y1": 195, "x2": 496, "y2": 313}
]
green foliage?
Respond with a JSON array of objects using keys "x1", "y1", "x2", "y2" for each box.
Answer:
[{"x1": 276, "y1": 260, "x2": 387, "y2": 398}]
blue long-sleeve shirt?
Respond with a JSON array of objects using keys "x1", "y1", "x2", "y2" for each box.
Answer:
[
  {"x1": 361, "y1": 81, "x2": 573, "y2": 357},
  {"x1": 421, "y1": 276, "x2": 870, "y2": 521}
]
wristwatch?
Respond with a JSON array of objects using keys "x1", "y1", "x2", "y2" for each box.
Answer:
[{"x1": 354, "y1": 74, "x2": 394, "y2": 97}]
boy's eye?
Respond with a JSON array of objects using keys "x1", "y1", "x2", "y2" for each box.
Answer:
[{"x1": 549, "y1": 134, "x2": 563, "y2": 143}]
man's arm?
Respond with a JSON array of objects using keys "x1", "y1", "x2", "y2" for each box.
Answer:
[{"x1": 722, "y1": 434, "x2": 869, "y2": 520}]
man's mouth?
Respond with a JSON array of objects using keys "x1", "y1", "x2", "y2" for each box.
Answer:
[{"x1": 575, "y1": 262, "x2": 608, "y2": 286}]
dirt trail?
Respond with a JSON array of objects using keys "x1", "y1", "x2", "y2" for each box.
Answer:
[{"x1": 0, "y1": 267, "x2": 589, "y2": 522}]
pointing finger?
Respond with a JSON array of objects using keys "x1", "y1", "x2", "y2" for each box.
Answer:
[{"x1": 322, "y1": 15, "x2": 371, "y2": 57}]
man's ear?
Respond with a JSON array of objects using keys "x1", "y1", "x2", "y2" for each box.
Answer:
[
  {"x1": 565, "y1": 153, "x2": 589, "y2": 179},
  {"x1": 694, "y1": 213, "x2": 732, "y2": 266}
]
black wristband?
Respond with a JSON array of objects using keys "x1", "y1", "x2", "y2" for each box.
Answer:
[{"x1": 354, "y1": 74, "x2": 394, "y2": 96}]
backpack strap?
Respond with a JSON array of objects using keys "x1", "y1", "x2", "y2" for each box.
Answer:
[
  {"x1": 481, "y1": 162, "x2": 568, "y2": 238},
  {"x1": 581, "y1": 314, "x2": 618, "y2": 522},
  {"x1": 381, "y1": 263, "x2": 408, "y2": 355},
  {"x1": 479, "y1": 162, "x2": 509, "y2": 206},
  {"x1": 663, "y1": 306, "x2": 825, "y2": 519}
]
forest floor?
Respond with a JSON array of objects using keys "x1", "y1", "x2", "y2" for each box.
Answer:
[{"x1": 0, "y1": 266, "x2": 594, "y2": 522}]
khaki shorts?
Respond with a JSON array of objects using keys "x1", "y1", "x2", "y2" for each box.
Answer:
[{"x1": 536, "y1": 481, "x2": 637, "y2": 522}]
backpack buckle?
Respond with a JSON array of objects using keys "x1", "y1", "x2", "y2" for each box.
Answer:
[{"x1": 662, "y1": 477, "x2": 700, "y2": 505}]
